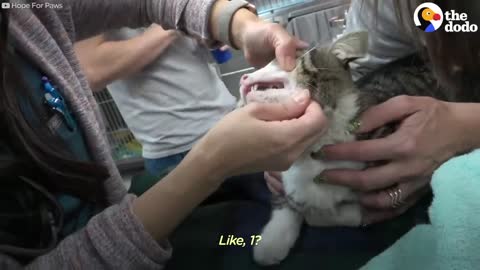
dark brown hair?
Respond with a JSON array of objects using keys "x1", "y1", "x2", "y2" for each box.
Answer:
[
  {"x1": 393, "y1": 0, "x2": 480, "y2": 93},
  {"x1": 0, "y1": 6, "x2": 108, "y2": 202}
]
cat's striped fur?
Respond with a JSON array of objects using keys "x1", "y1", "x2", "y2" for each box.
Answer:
[{"x1": 238, "y1": 32, "x2": 476, "y2": 265}]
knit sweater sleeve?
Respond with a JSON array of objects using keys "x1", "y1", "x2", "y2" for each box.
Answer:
[{"x1": 0, "y1": 195, "x2": 172, "y2": 269}]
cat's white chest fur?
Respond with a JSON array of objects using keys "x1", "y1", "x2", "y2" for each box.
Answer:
[{"x1": 284, "y1": 92, "x2": 364, "y2": 226}]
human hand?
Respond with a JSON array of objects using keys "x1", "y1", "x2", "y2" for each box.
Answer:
[
  {"x1": 229, "y1": 10, "x2": 308, "y2": 71},
  {"x1": 192, "y1": 90, "x2": 327, "y2": 180},
  {"x1": 319, "y1": 96, "x2": 470, "y2": 224},
  {"x1": 219, "y1": 45, "x2": 231, "y2": 51},
  {"x1": 264, "y1": 171, "x2": 284, "y2": 195},
  {"x1": 144, "y1": 24, "x2": 178, "y2": 44},
  {"x1": 237, "y1": 22, "x2": 308, "y2": 71}
]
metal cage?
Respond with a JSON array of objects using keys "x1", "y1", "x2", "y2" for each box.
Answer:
[{"x1": 94, "y1": 89, "x2": 143, "y2": 172}]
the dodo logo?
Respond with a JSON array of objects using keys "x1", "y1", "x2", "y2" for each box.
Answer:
[
  {"x1": 414, "y1": 2, "x2": 478, "y2": 33},
  {"x1": 414, "y1": 3, "x2": 443, "y2": 32}
]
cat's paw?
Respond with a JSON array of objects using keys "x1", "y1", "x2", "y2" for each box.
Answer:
[
  {"x1": 253, "y1": 208, "x2": 303, "y2": 265},
  {"x1": 253, "y1": 232, "x2": 292, "y2": 265}
]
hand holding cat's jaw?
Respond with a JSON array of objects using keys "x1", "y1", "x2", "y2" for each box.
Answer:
[{"x1": 195, "y1": 90, "x2": 327, "y2": 179}]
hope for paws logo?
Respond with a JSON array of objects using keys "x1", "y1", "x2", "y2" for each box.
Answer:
[
  {"x1": 414, "y1": 3, "x2": 443, "y2": 32},
  {"x1": 414, "y1": 2, "x2": 478, "y2": 33}
]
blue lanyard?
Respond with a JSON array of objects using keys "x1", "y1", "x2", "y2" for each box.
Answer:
[
  {"x1": 6, "y1": 40, "x2": 76, "y2": 131},
  {"x1": 41, "y1": 76, "x2": 76, "y2": 130}
]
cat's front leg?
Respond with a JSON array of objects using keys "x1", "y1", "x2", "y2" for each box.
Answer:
[{"x1": 253, "y1": 206, "x2": 303, "y2": 265}]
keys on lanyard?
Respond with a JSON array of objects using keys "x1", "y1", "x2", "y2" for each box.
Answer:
[{"x1": 41, "y1": 76, "x2": 76, "y2": 130}]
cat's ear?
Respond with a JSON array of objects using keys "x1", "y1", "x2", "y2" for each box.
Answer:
[{"x1": 330, "y1": 31, "x2": 368, "y2": 65}]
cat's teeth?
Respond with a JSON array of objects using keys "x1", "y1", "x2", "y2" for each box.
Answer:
[{"x1": 252, "y1": 84, "x2": 258, "y2": 92}]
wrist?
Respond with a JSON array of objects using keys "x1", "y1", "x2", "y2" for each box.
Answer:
[
  {"x1": 211, "y1": 0, "x2": 258, "y2": 50},
  {"x1": 230, "y1": 8, "x2": 260, "y2": 50},
  {"x1": 182, "y1": 142, "x2": 227, "y2": 187},
  {"x1": 447, "y1": 102, "x2": 480, "y2": 153}
]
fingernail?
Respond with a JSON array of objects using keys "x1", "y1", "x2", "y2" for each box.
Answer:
[
  {"x1": 313, "y1": 175, "x2": 326, "y2": 184},
  {"x1": 293, "y1": 89, "x2": 309, "y2": 104},
  {"x1": 348, "y1": 119, "x2": 361, "y2": 134}
]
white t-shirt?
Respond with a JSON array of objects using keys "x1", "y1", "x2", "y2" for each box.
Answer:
[{"x1": 107, "y1": 29, "x2": 236, "y2": 159}]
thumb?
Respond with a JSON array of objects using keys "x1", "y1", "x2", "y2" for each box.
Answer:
[
  {"x1": 276, "y1": 38, "x2": 309, "y2": 71},
  {"x1": 248, "y1": 90, "x2": 311, "y2": 121}
]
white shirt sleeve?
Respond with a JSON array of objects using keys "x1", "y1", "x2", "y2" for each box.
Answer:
[{"x1": 345, "y1": 0, "x2": 418, "y2": 80}]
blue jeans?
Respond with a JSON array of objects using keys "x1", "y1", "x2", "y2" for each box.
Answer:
[
  {"x1": 144, "y1": 151, "x2": 189, "y2": 177},
  {"x1": 144, "y1": 151, "x2": 272, "y2": 204}
]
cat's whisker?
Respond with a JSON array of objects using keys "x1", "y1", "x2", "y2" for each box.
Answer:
[{"x1": 293, "y1": 43, "x2": 322, "y2": 73}]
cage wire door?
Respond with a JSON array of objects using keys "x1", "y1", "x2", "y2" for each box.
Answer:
[{"x1": 94, "y1": 90, "x2": 143, "y2": 165}]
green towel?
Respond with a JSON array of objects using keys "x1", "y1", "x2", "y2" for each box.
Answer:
[{"x1": 362, "y1": 149, "x2": 480, "y2": 270}]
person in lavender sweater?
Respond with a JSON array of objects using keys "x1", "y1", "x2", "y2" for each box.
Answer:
[{"x1": 0, "y1": 0, "x2": 326, "y2": 268}]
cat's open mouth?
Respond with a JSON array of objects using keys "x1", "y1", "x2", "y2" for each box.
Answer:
[
  {"x1": 241, "y1": 79, "x2": 297, "y2": 104},
  {"x1": 238, "y1": 64, "x2": 296, "y2": 104},
  {"x1": 242, "y1": 81, "x2": 286, "y2": 97}
]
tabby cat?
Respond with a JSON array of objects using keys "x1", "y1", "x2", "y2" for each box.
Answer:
[{"x1": 237, "y1": 31, "x2": 471, "y2": 265}]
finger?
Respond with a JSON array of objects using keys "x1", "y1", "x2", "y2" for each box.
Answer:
[
  {"x1": 266, "y1": 182, "x2": 281, "y2": 195},
  {"x1": 264, "y1": 172, "x2": 285, "y2": 195},
  {"x1": 274, "y1": 31, "x2": 306, "y2": 71},
  {"x1": 359, "y1": 177, "x2": 430, "y2": 209},
  {"x1": 276, "y1": 42, "x2": 296, "y2": 71},
  {"x1": 247, "y1": 89, "x2": 311, "y2": 121},
  {"x1": 286, "y1": 101, "x2": 327, "y2": 142},
  {"x1": 296, "y1": 39, "x2": 310, "y2": 49},
  {"x1": 322, "y1": 161, "x2": 412, "y2": 191},
  {"x1": 356, "y1": 95, "x2": 420, "y2": 133},
  {"x1": 362, "y1": 197, "x2": 415, "y2": 225},
  {"x1": 361, "y1": 205, "x2": 409, "y2": 225},
  {"x1": 267, "y1": 171, "x2": 283, "y2": 180},
  {"x1": 264, "y1": 171, "x2": 283, "y2": 185},
  {"x1": 362, "y1": 186, "x2": 430, "y2": 225},
  {"x1": 321, "y1": 136, "x2": 402, "y2": 162},
  {"x1": 220, "y1": 45, "x2": 230, "y2": 51}
]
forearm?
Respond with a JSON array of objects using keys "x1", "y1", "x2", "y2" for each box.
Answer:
[
  {"x1": 75, "y1": 31, "x2": 177, "y2": 91},
  {"x1": 132, "y1": 148, "x2": 224, "y2": 241},
  {"x1": 67, "y1": 0, "x2": 217, "y2": 41},
  {"x1": 209, "y1": 0, "x2": 260, "y2": 49},
  {"x1": 13, "y1": 196, "x2": 172, "y2": 269},
  {"x1": 69, "y1": 0, "x2": 259, "y2": 48}
]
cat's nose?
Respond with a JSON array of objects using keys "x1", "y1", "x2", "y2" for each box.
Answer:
[{"x1": 241, "y1": 74, "x2": 249, "y2": 82}]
